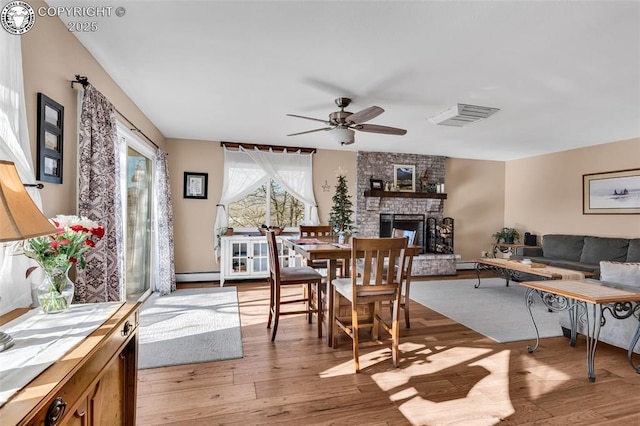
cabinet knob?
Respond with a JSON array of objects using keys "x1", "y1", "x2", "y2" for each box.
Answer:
[
  {"x1": 121, "y1": 320, "x2": 132, "y2": 336},
  {"x1": 46, "y1": 397, "x2": 67, "y2": 426}
]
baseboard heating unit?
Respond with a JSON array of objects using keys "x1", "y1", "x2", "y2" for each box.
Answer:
[{"x1": 175, "y1": 272, "x2": 220, "y2": 283}]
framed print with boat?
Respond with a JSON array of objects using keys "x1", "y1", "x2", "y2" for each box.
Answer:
[{"x1": 583, "y1": 168, "x2": 640, "y2": 214}]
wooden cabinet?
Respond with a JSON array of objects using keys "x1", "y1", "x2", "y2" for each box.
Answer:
[
  {"x1": 0, "y1": 302, "x2": 139, "y2": 425},
  {"x1": 220, "y1": 235, "x2": 300, "y2": 286}
]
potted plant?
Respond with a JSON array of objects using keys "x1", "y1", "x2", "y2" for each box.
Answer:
[{"x1": 492, "y1": 227, "x2": 520, "y2": 244}]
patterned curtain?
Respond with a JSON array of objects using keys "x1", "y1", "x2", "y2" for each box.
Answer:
[
  {"x1": 155, "y1": 149, "x2": 176, "y2": 295},
  {"x1": 75, "y1": 85, "x2": 124, "y2": 303}
]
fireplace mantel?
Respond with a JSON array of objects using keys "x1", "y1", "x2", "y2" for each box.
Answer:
[{"x1": 364, "y1": 190, "x2": 447, "y2": 200}]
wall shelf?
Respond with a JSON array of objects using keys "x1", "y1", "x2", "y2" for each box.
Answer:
[{"x1": 364, "y1": 190, "x2": 447, "y2": 200}]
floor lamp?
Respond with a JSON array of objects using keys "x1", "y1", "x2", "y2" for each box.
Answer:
[{"x1": 0, "y1": 160, "x2": 57, "y2": 352}]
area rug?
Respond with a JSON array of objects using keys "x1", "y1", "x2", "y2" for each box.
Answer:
[
  {"x1": 410, "y1": 278, "x2": 564, "y2": 343},
  {"x1": 138, "y1": 287, "x2": 243, "y2": 369}
]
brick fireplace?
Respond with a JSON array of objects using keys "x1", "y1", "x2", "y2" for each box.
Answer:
[{"x1": 355, "y1": 152, "x2": 457, "y2": 276}]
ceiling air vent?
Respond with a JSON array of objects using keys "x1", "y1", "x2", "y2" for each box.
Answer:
[{"x1": 428, "y1": 104, "x2": 500, "y2": 127}]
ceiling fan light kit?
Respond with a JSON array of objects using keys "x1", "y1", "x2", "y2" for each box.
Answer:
[
  {"x1": 428, "y1": 103, "x2": 500, "y2": 127},
  {"x1": 287, "y1": 97, "x2": 407, "y2": 145},
  {"x1": 332, "y1": 128, "x2": 355, "y2": 145}
]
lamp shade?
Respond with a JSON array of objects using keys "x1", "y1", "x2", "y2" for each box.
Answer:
[{"x1": 0, "y1": 160, "x2": 56, "y2": 242}]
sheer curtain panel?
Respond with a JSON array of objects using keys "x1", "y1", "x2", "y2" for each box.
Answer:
[
  {"x1": 155, "y1": 149, "x2": 176, "y2": 295},
  {"x1": 214, "y1": 147, "x2": 319, "y2": 258},
  {"x1": 0, "y1": 31, "x2": 43, "y2": 314}
]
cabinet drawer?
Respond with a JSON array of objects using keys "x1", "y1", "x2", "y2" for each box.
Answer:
[{"x1": 26, "y1": 306, "x2": 138, "y2": 425}]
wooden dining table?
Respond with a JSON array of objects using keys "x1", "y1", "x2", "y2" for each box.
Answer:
[{"x1": 281, "y1": 236, "x2": 420, "y2": 346}]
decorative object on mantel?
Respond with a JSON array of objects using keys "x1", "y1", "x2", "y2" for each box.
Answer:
[
  {"x1": 370, "y1": 178, "x2": 383, "y2": 190},
  {"x1": 364, "y1": 189, "x2": 447, "y2": 200},
  {"x1": 0, "y1": 160, "x2": 58, "y2": 351},
  {"x1": 329, "y1": 169, "x2": 354, "y2": 237},
  {"x1": 420, "y1": 169, "x2": 429, "y2": 192},
  {"x1": 23, "y1": 215, "x2": 105, "y2": 314},
  {"x1": 393, "y1": 164, "x2": 416, "y2": 192}
]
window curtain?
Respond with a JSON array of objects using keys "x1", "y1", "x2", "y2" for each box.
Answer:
[
  {"x1": 0, "y1": 31, "x2": 42, "y2": 315},
  {"x1": 154, "y1": 149, "x2": 176, "y2": 295},
  {"x1": 76, "y1": 85, "x2": 124, "y2": 303},
  {"x1": 214, "y1": 146, "x2": 319, "y2": 258}
]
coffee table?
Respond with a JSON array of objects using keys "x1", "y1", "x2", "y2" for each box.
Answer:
[
  {"x1": 474, "y1": 257, "x2": 592, "y2": 288},
  {"x1": 520, "y1": 279, "x2": 640, "y2": 381}
]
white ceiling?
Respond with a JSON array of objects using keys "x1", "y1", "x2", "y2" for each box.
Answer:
[{"x1": 50, "y1": 0, "x2": 640, "y2": 160}]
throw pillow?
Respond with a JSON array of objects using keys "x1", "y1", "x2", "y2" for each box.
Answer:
[{"x1": 600, "y1": 261, "x2": 640, "y2": 287}]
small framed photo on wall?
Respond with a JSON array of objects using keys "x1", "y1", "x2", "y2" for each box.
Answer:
[
  {"x1": 36, "y1": 93, "x2": 64, "y2": 184},
  {"x1": 184, "y1": 172, "x2": 208, "y2": 199}
]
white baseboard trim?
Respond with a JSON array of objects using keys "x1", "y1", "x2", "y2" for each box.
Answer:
[
  {"x1": 175, "y1": 271, "x2": 220, "y2": 282},
  {"x1": 456, "y1": 261, "x2": 476, "y2": 270}
]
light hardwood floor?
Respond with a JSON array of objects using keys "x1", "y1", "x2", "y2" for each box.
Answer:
[{"x1": 137, "y1": 273, "x2": 640, "y2": 425}]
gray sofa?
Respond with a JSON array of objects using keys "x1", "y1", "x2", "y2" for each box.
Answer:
[{"x1": 513, "y1": 234, "x2": 640, "y2": 279}]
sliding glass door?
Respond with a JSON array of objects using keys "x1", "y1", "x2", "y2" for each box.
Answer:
[{"x1": 118, "y1": 125, "x2": 155, "y2": 300}]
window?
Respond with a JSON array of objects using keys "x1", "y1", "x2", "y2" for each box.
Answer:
[{"x1": 228, "y1": 180, "x2": 304, "y2": 229}]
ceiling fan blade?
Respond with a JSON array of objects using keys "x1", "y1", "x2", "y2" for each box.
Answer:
[
  {"x1": 286, "y1": 114, "x2": 331, "y2": 125},
  {"x1": 355, "y1": 124, "x2": 407, "y2": 135},
  {"x1": 287, "y1": 127, "x2": 333, "y2": 136},
  {"x1": 347, "y1": 106, "x2": 384, "y2": 124}
]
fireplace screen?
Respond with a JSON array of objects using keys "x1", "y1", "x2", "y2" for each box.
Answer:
[{"x1": 379, "y1": 213, "x2": 425, "y2": 253}]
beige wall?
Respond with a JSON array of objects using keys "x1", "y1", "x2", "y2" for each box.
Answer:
[
  {"x1": 445, "y1": 158, "x2": 506, "y2": 261},
  {"x1": 168, "y1": 141, "x2": 357, "y2": 273},
  {"x1": 21, "y1": 0, "x2": 165, "y2": 217},
  {"x1": 505, "y1": 137, "x2": 640, "y2": 239}
]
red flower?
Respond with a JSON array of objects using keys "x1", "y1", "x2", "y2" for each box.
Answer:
[
  {"x1": 91, "y1": 226, "x2": 105, "y2": 238},
  {"x1": 69, "y1": 257, "x2": 77, "y2": 264},
  {"x1": 70, "y1": 224, "x2": 85, "y2": 232},
  {"x1": 49, "y1": 239, "x2": 71, "y2": 250},
  {"x1": 85, "y1": 239, "x2": 96, "y2": 247}
]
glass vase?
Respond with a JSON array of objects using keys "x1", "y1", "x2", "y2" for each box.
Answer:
[
  {"x1": 37, "y1": 265, "x2": 74, "y2": 314},
  {"x1": 338, "y1": 231, "x2": 345, "y2": 244}
]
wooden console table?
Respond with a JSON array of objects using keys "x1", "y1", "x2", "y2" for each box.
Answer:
[
  {"x1": 520, "y1": 279, "x2": 640, "y2": 382},
  {"x1": 0, "y1": 302, "x2": 140, "y2": 425}
]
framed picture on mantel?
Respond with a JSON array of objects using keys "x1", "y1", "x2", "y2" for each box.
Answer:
[{"x1": 393, "y1": 164, "x2": 415, "y2": 192}]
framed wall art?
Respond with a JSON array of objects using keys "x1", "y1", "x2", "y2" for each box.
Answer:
[
  {"x1": 370, "y1": 178, "x2": 383, "y2": 190},
  {"x1": 393, "y1": 164, "x2": 416, "y2": 192},
  {"x1": 184, "y1": 172, "x2": 208, "y2": 199},
  {"x1": 36, "y1": 93, "x2": 64, "y2": 184},
  {"x1": 583, "y1": 168, "x2": 640, "y2": 214}
]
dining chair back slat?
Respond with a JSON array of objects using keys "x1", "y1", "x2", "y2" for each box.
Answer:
[{"x1": 299, "y1": 225, "x2": 334, "y2": 238}]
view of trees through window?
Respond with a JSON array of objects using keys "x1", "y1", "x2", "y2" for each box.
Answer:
[{"x1": 228, "y1": 180, "x2": 304, "y2": 228}]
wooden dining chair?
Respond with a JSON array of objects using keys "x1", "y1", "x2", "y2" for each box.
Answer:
[
  {"x1": 299, "y1": 225, "x2": 345, "y2": 276},
  {"x1": 392, "y1": 228, "x2": 417, "y2": 328},
  {"x1": 299, "y1": 225, "x2": 334, "y2": 238},
  {"x1": 331, "y1": 237, "x2": 408, "y2": 372},
  {"x1": 266, "y1": 230, "x2": 324, "y2": 341}
]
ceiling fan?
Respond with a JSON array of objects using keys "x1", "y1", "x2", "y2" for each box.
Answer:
[{"x1": 287, "y1": 98, "x2": 407, "y2": 145}]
